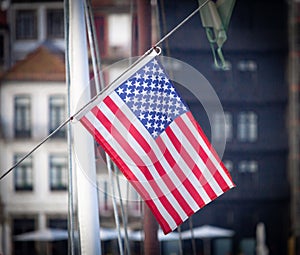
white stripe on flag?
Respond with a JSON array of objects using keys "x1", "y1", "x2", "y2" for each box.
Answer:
[
  {"x1": 109, "y1": 93, "x2": 204, "y2": 211},
  {"x1": 159, "y1": 129, "x2": 212, "y2": 205},
  {"x1": 181, "y1": 114, "x2": 234, "y2": 188},
  {"x1": 169, "y1": 120, "x2": 224, "y2": 196},
  {"x1": 83, "y1": 110, "x2": 178, "y2": 230},
  {"x1": 98, "y1": 97, "x2": 189, "y2": 221}
]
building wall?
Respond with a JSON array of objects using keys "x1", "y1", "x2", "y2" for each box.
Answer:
[
  {"x1": 288, "y1": 0, "x2": 300, "y2": 253},
  {"x1": 0, "y1": 80, "x2": 68, "y2": 255},
  {"x1": 7, "y1": 1, "x2": 64, "y2": 63},
  {"x1": 159, "y1": 0, "x2": 289, "y2": 254}
]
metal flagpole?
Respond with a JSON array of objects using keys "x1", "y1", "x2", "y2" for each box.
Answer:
[{"x1": 68, "y1": 0, "x2": 101, "y2": 254}]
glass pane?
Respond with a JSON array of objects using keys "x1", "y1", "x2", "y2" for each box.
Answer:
[
  {"x1": 212, "y1": 112, "x2": 232, "y2": 141},
  {"x1": 13, "y1": 218, "x2": 36, "y2": 255},
  {"x1": 223, "y1": 160, "x2": 233, "y2": 172},
  {"x1": 214, "y1": 239, "x2": 232, "y2": 255},
  {"x1": 14, "y1": 96, "x2": 31, "y2": 137},
  {"x1": 237, "y1": 60, "x2": 258, "y2": 72},
  {"x1": 16, "y1": 10, "x2": 37, "y2": 40},
  {"x1": 237, "y1": 112, "x2": 257, "y2": 142},
  {"x1": 238, "y1": 161, "x2": 247, "y2": 173},
  {"x1": 50, "y1": 155, "x2": 67, "y2": 190},
  {"x1": 249, "y1": 161, "x2": 258, "y2": 173},
  {"x1": 14, "y1": 154, "x2": 33, "y2": 191},
  {"x1": 248, "y1": 112, "x2": 258, "y2": 142},
  {"x1": 237, "y1": 113, "x2": 247, "y2": 141},
  {"x1": 212, "y1": 113, "x2": 223, "y2": 141},
  {"x1": 49, "y1": 96, "x2": 66, "y2": 137},
  {"x1": 238, "y1": 160, "x2": 258, "y2": 174},
  {"x1": 47, "y1": 9, "x2": 64, "y2": 38},
  {"x1": 108, "y1": 14, "x2": 131, "y2": 55},
  {"x1": 225, "y1": 112, "x2": 233, "y2": 141},
  {"x1": 25, "y1": 167, "x2": 33, "y2": 185},
  {"x1": 240, "y1": 238, "x2": 255, "y2": 255}
]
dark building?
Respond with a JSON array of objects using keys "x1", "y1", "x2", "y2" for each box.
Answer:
[{"x1": 158, "y1": 0, "x2": 289, "y2": 254}]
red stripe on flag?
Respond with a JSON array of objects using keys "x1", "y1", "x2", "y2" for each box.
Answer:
[
  {"x1": 104, "y1": 96, "x2": 194, "y2": 216},
  {"x1": 178, "y1": 112, "x2": 234, "y2": 191},
  {"x1": 90, "y1": 102, "x2": 184, "y2": 226},
  {"x1": 163, "y1": 119, "x2": 218, "y2": 201},
  {"x1": 80, "y1": 115, "x2": 173, "y2": 233},
  {"x1": 155, "y1": 136, "x2": 206, "y2": 208}
]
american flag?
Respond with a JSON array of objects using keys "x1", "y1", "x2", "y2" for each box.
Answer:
[{"x1": 79, "y1": 52, "x2": 235, "y2": 234}]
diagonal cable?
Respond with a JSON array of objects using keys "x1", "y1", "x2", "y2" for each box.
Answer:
[{"x1": 0, "y1": 0, "x2": 210, "y2": 181}]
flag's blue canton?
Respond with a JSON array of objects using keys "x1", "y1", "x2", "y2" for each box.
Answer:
[{"x1": 115, "y1": 58, "x2": 188, "y2": 139}]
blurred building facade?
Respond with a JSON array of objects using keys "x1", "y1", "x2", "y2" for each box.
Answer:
[
  {"x1": 159, "y1": 0, "x2": 290, "y2": 254},
  {"x1": 289, "y1": 0, "x2": 300, "y2": 254},
  {"x1": 0, "y1": 1, "x2": 68, "y2": 254},
  {"x1": 0, "y1": 0, "x2": 141, "y2": 255},
  {"x1": 0, "y1": 0, "x2": 297, "y2": 255}
]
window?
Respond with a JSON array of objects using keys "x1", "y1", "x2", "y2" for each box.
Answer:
[
  {"x1": 47, "y1": 9, "x2": 64, "y2": 39},
  {"x1": 239, "y1": 238, "x2": 255, "y2": 255},
  {"x1": 212, "y1": 112, "x2": 232, "y2": 142},
  {"x1": 107, "y1": 14, "x2": 131, "y2": 56},
  {"x1": 13, "y1": 218, "x2": 36, "y2": 255},
  {"x1": 0, "y1": 31, "x2": 8, "y2": 69},
  {"x1": 14, "y1": 154, "x2": 33, "y2": 191},
  {"x1": 211, "y1": 61, "x2": 233, "y2": 85},
  {"x1": 213, "y1": 239, "x2": 232, "y2": 255},
  {"x1": 237, "y1": 60, "x2": 258, "y2": 86},
  {"x1": 14, "y1": 95, "x2": 31, "y2": 138},
  {"x1": 237, "y1": 60, "x2": 258, "y2": 72},
  {"x1": 0, "y1": 34, "x2": 4, "y2": 65},
  {"x1": 50, "y1": 155, "x2": 67, "y2": 191},
  {"x1": 223, "y1": 160, "x2": 233, "y2": 172},
  {"x1": 238, "y1": 160, "x2": 258, "y2": 173},
  {"x1": 47, "y1": 218, "x2": 68, "y2": 255},
  {"x1": 49, "y1": 95, "x2": 66, "y2": 137},
  {"x1": 48, "y1": 218, "x2": 67, "y2": 229},
  {"x1": 15, "y1": 9, "x2": 37, "y2": 40},
  {"x1": 95, "y1": 15, "x2": 107, "y2": 57},
  {"x1": 237, "y1": 111, "x2": 257, "y2": 142}
]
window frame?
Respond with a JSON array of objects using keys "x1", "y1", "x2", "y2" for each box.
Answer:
[
  {"x1": 14, "y1": 154, "x2": 33, "y2": 191},
  {"x1": 237, "y1": 60, "x2": 258, "y2": 86},
  {"x1": 223, "y1": 160, "x2": 233, "y2": 172},
  {"x1": 14, "y1": 95, "x2": 31, "y2": 138},
  {"x1": 212, "y1": 111, "x2": 233, "y2": 142},
  {"x1": 49, "y1": 95, "x2": 66, "y2": 138},
  {"x1": 49, "y1": 154, "x2": 68, "y2": 191},
  {"x1": 15, "y1": 9, "x2": 37, "y2": 40},
  {"x1": 238, "y1": 160, "x2": 258, "y2": 174},
  {"x1": 46, "y1": 8, "x2": 64, "y2": 39},
  {"x1": 237, "y1": 111, "x2": 258, "y2": 142}
]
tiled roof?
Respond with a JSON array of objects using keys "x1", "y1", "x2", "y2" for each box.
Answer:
[{"x1": 1, "y1": 44, "x2": 65, "y2": 82}]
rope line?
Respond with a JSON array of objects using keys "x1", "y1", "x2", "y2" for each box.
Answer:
[
  {"x1": 107, "y1": 155, "x2": 124, "y2": 255},
  {"x1": 154, "y1": 0, "x2": 210, "y2": 47},
  {"x1": 0, "y1": 0, "x2": 209, "y2": 181}
]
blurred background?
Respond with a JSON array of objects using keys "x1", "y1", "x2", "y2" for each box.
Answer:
[{"x1": 0, "y1": 0, "x2": 296, "y2": 254}]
